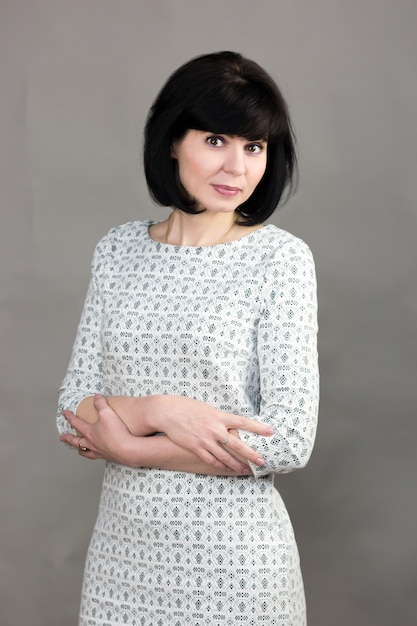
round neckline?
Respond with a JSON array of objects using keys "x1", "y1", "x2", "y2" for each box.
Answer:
[{"x1": 145, "y1": 219, "x2": 267, "y2": 250}]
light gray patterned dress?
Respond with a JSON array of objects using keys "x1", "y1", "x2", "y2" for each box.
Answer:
[{"x1": 57, "y1": 220, "x2": 319, "y2": 626}]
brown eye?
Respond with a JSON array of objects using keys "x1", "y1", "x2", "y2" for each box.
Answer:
[
  {"x1": 206, "y1": 136, "x2": 224, "y2": 147},
  {"x1": 246, "y1": 143, "x2": 263, "y2": 154}
]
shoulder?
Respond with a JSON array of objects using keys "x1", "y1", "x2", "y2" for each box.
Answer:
[
  {"x1": 89, "y1": 221, "x2": 151, "y2": 275},
  {"x1": 92, "y1": 220, "x2": 150, "y2": 257},
  {"x1": 257, "y1": 226, "x2": 317, "y2": 309},
  {"x1": 256, "y1": 225, "x2": 317, "y2": 296},
  {"x1": 257, "y1": 224, "x2": 315, "y2": 267},
  {"x1": 97, "y1": 220, "x2": 150, "y2": 248}
]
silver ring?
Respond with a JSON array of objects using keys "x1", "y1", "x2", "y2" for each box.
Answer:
[
  {"x1": 78, "y1": 436, "x2": 88, "y2": 452},
  {"x1": 220, "y1": 433, "x2": 229, "y2": 446}
]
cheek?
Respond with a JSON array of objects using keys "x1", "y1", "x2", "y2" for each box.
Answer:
[
  {"x1": 176, "y1": 155, "x2": 192, "y2": 187},
  {"x1": 251, "y1": 160, "x2": 267, "y2": 187},
  {"x1": 178, "y1": 157, "x2": 210, "y2": 191}
]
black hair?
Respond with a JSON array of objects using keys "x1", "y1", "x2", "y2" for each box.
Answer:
[{"x1": 144, "y1": 51, "x2": 297, "y2": 225}]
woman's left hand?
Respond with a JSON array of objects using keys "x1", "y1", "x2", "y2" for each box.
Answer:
[{"x1": 60, "y1": 394, "x2": 135, "y2": 464}]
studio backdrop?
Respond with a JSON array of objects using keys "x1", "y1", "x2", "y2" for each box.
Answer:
[{"x1": 1, "y1": 1, "x2": 416, "y2": 625}]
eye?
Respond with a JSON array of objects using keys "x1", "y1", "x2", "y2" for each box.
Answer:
[
  {"x1": 245, "y1": 142, "x2": 265, "y2": 154},
  {"x1": 206, "y1": 135, "x2": 225, "y2": 147}
]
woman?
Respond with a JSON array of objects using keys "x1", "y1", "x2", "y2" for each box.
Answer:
[{"x1": 58, "y1": 51, "x2": 319, "y2": 625}]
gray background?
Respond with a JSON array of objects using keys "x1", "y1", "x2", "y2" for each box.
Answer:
[{"x1": 1, "y1": 1, "x2": 416, "y2": 624}]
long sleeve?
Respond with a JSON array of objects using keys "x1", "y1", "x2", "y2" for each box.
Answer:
[
  {"x1": 56, "y1": 222, "x2": 319, "y2": 473},
  {"x1": 238, "y1": 237, "x2": 319, "y2": 477},
  {"x1": 57, "y1": 235, "x2": 110, "y2": 436}
]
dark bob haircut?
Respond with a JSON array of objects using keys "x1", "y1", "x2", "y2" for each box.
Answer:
[{"x1": 144, "y1": 51, "x2": 297, "y2": 225}]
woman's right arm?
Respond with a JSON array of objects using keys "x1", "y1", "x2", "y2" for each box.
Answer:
[{"x1": 57, "y1": 234, "x2": 110, "y2": 437}]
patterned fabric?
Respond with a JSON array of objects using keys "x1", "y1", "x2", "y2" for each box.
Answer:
[{"x1": 57, "y1": 220, "x2": 319, "y2": 625}]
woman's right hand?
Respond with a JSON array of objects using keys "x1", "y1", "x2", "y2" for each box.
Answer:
[{"x1": 145, "y1": 395, "x2": 274, "y2": 472}]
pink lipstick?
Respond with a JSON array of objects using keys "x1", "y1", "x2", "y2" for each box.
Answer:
[{"x1": 211, "y1": 184, "x2": 240, "y2": 197}]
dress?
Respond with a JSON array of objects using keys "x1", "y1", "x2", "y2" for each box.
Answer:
[{"x1": 57, "y1": 220, "x2": 319, "y2": 626}]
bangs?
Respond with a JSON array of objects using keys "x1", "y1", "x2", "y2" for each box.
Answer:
[{"x1": 177, "y1": 81, "x2": 282, "y2": 142}]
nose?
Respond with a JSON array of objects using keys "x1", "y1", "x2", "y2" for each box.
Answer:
[{"x1": 223, "y1": 145, "x2": 246, "y2": 176}]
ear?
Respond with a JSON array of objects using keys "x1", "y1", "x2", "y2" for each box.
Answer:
[{"x1": 170, "y1": 142, "x2": 177, "y2": 159}]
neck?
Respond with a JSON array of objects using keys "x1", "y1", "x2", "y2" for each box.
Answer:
[{"x1": 164, "y1": 209, "x2": 239, "y2": 247}]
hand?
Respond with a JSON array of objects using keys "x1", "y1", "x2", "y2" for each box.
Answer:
[
  {"x1": 150, "y1": 395, "x2": 274, "y2": 472},
  {"x1": 60, "y1": 394, "x2": 135, "y2": 464}
]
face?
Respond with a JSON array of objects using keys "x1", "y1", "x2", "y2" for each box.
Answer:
[{"x1": 171, "y1": 130, "x2": 267, "y2": 214}]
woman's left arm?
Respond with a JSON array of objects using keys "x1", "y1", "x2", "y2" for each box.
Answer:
[
  {"x1": 238, "y1": 237, "x2": 319, "y2": 477},
  {"x1": 61, "y1": 394, "x2": 251, "y2": 475}
]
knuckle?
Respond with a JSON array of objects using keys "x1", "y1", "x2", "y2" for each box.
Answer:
[
  {"x1": 219, "y1": 451, "x2": 232, "y2": 465},
  {"x1": 189, "y1": 441, "x2": 201, "y2": 454}
]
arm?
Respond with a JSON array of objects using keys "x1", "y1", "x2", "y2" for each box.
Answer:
[
  {"x1": 56, "y1": 231, "x2": 169, "y2": 438},
  {"x1": 61, "y1": 394, "x2": 251, "y2": 475},
  {"x1": 57, "y1": 235, "x2": 109, "y2": 437},
  {"x1": 57, "y1": 229, "x2": 273, "y2": 473},
  {"x1": 63, "y1": 393, "x2": 272, "y2": 473},
  {"x1": 238, "y1": 237, "x2": 319, "y2": 478}
]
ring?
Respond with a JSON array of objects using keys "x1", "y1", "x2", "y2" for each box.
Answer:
[
  {"x1": 78, "y1": 436, "x2": 88, "y2": 452},
  {"x1": 220, "y1": 433, "x2": 229, "y2": 446}
]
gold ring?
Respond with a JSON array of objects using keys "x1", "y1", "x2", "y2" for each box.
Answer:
[
  {"x1": 78, "y1": 436, "x2": 88, "y2": 452},
  {"x1": 220, "y1": 433, "x2": 229, "y2": 446}
]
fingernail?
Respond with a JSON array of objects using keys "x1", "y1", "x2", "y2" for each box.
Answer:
[
  {"x1": 242, "y1": 467, "x2": 250, "y2": 474},
  {"x1": 255, "y1": 458, "x2": 264, "y2": 466},
  {"x1": 265, "y1": 428, "x2": 274, "y2": 434}
]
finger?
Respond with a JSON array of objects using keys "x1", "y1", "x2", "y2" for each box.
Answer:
[
  {"x1": 60, "y1": 431, "x2": 107, "y2": 461},
  {"x1": 229, "y1": 415, "x2": 274, "y2": 436},
  {"x1": 79, "y1": 449, "x2": 102, "y2": 460},
  {"x1": 60, "y1": 433, "x2": 81, "y2": 448},
  {"x1": 60, "y1": 433, "x2": 91, "y2": 451},
  {"x1": 225, "y1": 436, "x2": 266, "y2": 467},
  {"x1": 197, "y1": 448, "x2": 230, "y2": 471},
  {"x1": 189, "y1": 432, "x2": 254, "y2": 473},
  {"x1": 93, "y1": 393, "x2": 110, "y2": 413},
  {"x1": 93, "y1": 394, "x2": 124, "y2": 425},
  {"x1": 188, "y1": 434, "x2": 244, "y2": 472},
  {"x1": 204, "y1": 444, "x2": 252, "y2": 474},
  {"x1": 201, "y1": 427, "x2": 265, "y2": 468},
  {"x1": 61, "y1": 432, "x2": 89, "y2": 449},
  {"x1": 197, "y1": 447, "x2": 247, "y2": 473},
  {"x1": 61, "y1": 409, "x2": 89, "y2": 433}
]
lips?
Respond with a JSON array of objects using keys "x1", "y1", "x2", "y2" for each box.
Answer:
[{"x1": 211, "y1": 184, "x2": 241, "y2": 197}]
